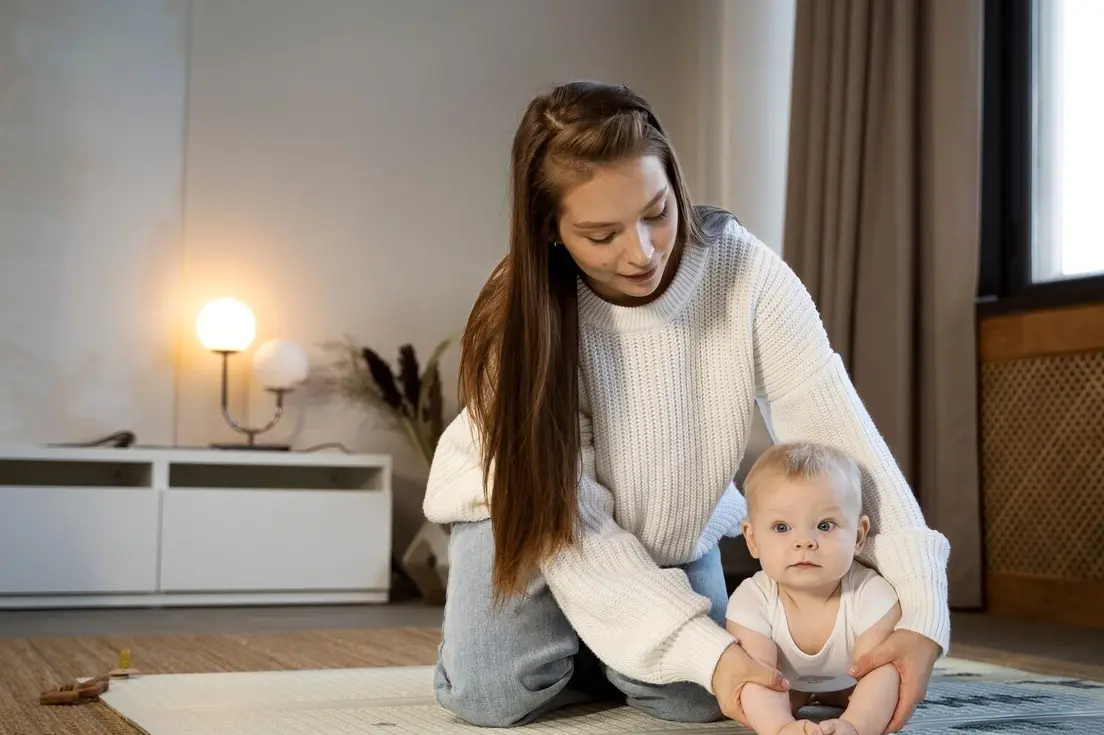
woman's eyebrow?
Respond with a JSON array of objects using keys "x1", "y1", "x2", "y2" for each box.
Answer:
[{"x1": 573, "y1": 187, "x2": 668, "y2": 230}]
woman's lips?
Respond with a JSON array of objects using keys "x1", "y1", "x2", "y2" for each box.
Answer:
[{"x1": 624, "y1": 265, "x2": 658, "y2": 282}]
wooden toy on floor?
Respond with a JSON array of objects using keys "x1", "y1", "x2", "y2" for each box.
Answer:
[
  {"x1": 38, "y1": 673, "x2": 110, "y2": 705},
  {"x1": 39, "y1": 649, "x2": 141, "y2": 705}
]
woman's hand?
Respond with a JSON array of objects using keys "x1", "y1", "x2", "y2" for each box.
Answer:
[
  {"x1": 711, "y1": 642, "x2": 790, "y2": 725},
  {"x1": 849, "y1": 629, "x2": 941, "y2": 732}
]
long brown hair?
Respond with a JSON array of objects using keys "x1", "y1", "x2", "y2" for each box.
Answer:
[{"x1": 459, "y1": 81, "x2": 733, "y2": 596}]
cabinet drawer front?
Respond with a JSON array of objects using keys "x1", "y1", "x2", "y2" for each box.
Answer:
[
  {"x1": 0, "y1": 487, "x2": 159, "y2": 594},
  {"x1": 159, "y1": 489, "x2": 391, "y2": 592}
]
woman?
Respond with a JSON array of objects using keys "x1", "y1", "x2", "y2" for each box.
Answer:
[{"x1": 423, "y1": 81, "x2": 949, "y2": 731}]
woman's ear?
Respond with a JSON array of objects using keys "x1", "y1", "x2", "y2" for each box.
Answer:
[
  {"x1": 741, "y1": 519, "x2": 760, "y2": 559},
  {"x1": 854, "y1": 515, "x2": 870, "y2": 554}
]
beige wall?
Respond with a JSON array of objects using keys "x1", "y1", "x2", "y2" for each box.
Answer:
[
  {"x1": 0, "y1": 0, "x2": 187, "y2": 447},
  {"x1": 0, "y1": 0, "x2": 795, "y2": 560},
  {"x1": 698, "y1": 0, "x2": 796, "y2": 254}
]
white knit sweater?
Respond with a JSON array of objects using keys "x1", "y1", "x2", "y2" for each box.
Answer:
[{"x1": 423, "y1": 220, "x2": 950, "y2": 693}]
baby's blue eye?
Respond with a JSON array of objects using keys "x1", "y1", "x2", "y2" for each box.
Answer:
[
  {"x1": 817, "y1": 521, "x2": 835, "y2": 532},
  {"x1": 772, "y1": 523, "x2": 790, "y2": 533}
]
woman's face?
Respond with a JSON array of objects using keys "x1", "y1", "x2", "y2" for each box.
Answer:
[{"x1": 555, "y1": 155, "x2": 679, "y2": 305}]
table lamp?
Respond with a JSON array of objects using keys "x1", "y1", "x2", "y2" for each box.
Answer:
[{"x1": 195, "y1": 297, "x2": 309, "y2": 450}]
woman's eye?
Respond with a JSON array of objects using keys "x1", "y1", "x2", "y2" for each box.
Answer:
[
  {"x1": 772, "y1": 523, "x2": 790, "y2": 533},
  {"x1": 588, "y1": 233, "x2": 615, "y2": 245},
  {"x1": 817, "y1": 521, "x2": 835, "y2": 532},
  {"x1": 645, "y1": 206, "x2": 668, "y2": 222}
]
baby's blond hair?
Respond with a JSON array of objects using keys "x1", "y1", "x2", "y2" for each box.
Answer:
[{"x1": 743, "y1": 441, "x2": 863, "y2": 514}]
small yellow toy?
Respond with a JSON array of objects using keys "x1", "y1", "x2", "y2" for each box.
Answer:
[{"x1": 109, "y1": 648, "x2": 141, "y2": 678}]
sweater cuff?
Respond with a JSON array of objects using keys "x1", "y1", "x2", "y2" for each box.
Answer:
[
  {"x1": 894, "y1": 576, "x2": 951, "y2": 655},
  {"x1": 660, "y1": 616, "x2": 736, "y2": 693},
  {"x1": 862, "y1": 529, "x2": 950, "y2": 653}
]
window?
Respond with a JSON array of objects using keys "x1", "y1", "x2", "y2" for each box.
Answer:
[
  {"x1": 979, "y1": 0, "x2": 1104, "y2": 310},
  {"x1": 1033, "y1": 0, "x2": 1104, "y2": 282}
]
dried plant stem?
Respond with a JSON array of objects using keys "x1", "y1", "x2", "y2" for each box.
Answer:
[
  {"x1": 314, "y1": 333, "x2": 455, "y2": 472},
  {"x1": 400, "y1": 415, "x2": 433, "y2": 469}
]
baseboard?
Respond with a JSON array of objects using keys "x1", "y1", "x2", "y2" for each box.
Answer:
[
  {"x1": 0, "y1": 590, "x2": 389, "y2": 609},
  {"x1": 986, "y1": 572, "x2": 1104, "y2": 629}
]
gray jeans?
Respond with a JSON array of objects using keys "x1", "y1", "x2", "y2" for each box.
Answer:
[{"x1": 433, "y1": 519, "x2": 728, "y2": 727}]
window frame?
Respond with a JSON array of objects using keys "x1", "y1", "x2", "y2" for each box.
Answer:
[{"x1": 978, "y1": 0, "x2": 1104, "y2": 316}]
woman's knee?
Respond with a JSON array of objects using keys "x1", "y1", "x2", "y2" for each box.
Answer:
[
  {"x1": 640, "y1": 685, "x2": 723, "y2": 723},
  {"x1": 434, "y1": 645, "x2": 574, "y2": 727},
  {"x1": 434, "y1": 682, "x2": 537, "y2": 728},
  {"x1": 435, "y1": 520, "x2": 579, "y2": 725},
  {"x1": 607, "y1": 673, "x2": 723, "y2": 723}
]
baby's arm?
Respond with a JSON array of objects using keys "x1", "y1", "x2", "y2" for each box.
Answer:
[
  {"x1": 826, "y1": 602, "x2": 902, "y2": 735},
  {"x1": 728, "y1": 621, "x2": 819, "y2": 735}
]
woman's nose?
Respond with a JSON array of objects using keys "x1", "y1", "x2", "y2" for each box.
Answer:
[{"x1": 623, "y1": 224, "x2": 654, "y2": 267}]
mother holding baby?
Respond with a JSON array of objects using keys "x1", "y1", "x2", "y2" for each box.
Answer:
[{"x1": 422, "y1": 81, "x2": 949, "y2": 734}]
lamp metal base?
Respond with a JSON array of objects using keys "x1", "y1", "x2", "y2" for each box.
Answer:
[{"x1": 209, "y1": 442, "x2": 291, "y2": 452}]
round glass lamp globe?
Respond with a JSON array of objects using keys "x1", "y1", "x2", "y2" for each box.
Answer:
[
  {"x1": 196, "y1": 298, "x2": 256, "y2": 352},
  {"x1": 252, "y1": 339, "x2": 310, "y2": 390}
]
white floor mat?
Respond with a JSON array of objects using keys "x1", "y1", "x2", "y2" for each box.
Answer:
[{"x1": 98, "y1": 658, "x2": 1104, "y2": 734}]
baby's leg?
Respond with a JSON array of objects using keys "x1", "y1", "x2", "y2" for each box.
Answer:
[
  {"x1": 741, "y1": 678, "x2": 807, "y2": 734},
  {"x1": 819, "y1": 667, "x2": 899, "y2": 735},
  {"x1": 742, "y1": 682, "x2": 821, "y2": 733}
]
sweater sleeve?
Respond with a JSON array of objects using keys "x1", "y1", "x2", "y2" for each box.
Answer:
[
  {"x1": 424, "y1": 408, "x2": 736, "y2": 690},
  {"x1": 540, "y1": 409, "x2": 737, "y2": 691},
  {"x1": 423, "y1": 408, "x2": 492, "y2": 525},
  {"x1": 749, "y1": 242, "x2": 952, "y2": 653}
]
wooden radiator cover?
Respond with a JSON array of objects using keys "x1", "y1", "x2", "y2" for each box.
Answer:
[{"x1": 978, "y1": 302, "x2": 1104, "y2": 629}]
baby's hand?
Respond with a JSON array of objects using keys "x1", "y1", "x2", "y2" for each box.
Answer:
[
  {"x1": 818, "y1": 719, "x2": 858, "y2": 735},
  {"x1": 778, "y1": 720, "x2": 823, "y2": 735}
]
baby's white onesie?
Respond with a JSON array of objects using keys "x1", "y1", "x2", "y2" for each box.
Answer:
[{"x1": 725, "y1": 563, "x2": 898, "y2": 693}]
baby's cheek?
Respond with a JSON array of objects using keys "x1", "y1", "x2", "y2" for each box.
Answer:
[{"x1": 760, "y1": 542, "x2": 788, "y2": 568}]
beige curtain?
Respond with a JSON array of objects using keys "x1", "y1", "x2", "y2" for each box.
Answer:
[{"x1": 783, "y1": 0, "x2": 983, "y2": 608}]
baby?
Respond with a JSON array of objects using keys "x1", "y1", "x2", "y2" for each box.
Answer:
[{"x1": 725, "y1": 442, "x2": 901, "y2": 735}]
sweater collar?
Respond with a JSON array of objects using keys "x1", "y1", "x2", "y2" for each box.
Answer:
[{"x1": 576, "y1": 240, "x2": 710, "y2": 332}]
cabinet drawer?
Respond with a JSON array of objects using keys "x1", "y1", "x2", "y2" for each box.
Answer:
[
  {"x1": 159, "y1": 489, "x2": 391, "y2": 592},
  {"x1": 0, "y1": 487, "x2": 159, "y2": 594}
]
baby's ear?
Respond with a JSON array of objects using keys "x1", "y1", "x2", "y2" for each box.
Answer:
[
  {"x1": 854, "y1": 514, "x2": 871, "y2": 553},
  {"x1": 741, "y1": 519, "x2": 760, "y2": 558}
]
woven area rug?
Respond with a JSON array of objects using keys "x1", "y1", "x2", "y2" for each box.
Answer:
[
  {"x1": 97, "y1": 658, "x2": 1104, "y2": 734},
  {"x1": 5, "y1": 627, "x2": 1103, "y2": 734}
]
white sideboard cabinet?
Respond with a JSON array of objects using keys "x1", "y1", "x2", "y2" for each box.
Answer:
[{"x1": 0, "y1": 446, "x2": 391, "y2": 608}]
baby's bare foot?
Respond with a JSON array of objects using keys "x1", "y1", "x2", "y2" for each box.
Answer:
[
  {"x1": 778, "y1": 720, "x2": 823, "y2": 735},
  {"x1": 818, "y1": 718, "x2": 858, "y2": 735}
]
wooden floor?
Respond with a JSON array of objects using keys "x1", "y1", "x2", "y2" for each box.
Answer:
[
  {"x1": 0, "y1": 625, "x2": 443, "y2": 735},
  {"x1": 0, "y1": 603, "x2": 1101, "y2": 671}
]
